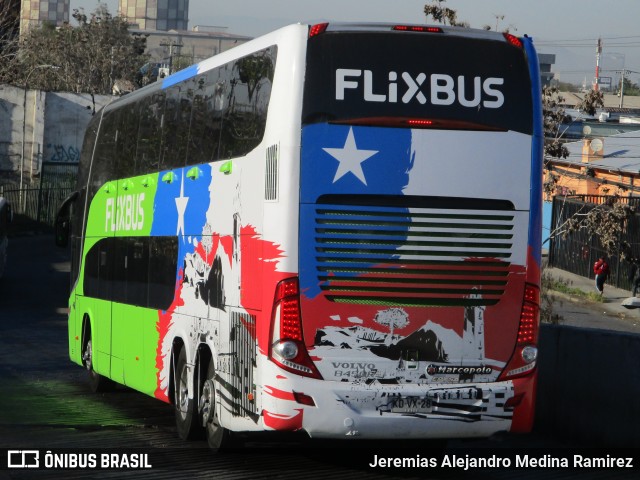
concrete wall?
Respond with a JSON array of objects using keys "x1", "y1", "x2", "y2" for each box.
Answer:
[
  {"x1": 536, "y1": 324, "x2": 640, "y2": 447},
  {"x1": 43, "y1": 92, "x2": 112, "y2": 164},
  {"x1": 0, "y1": 84, "x2": 110, "y2": 178}
]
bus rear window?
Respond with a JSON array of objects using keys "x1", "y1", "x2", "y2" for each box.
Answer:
[{"x1": 302, "y1": 32, "x2": 533, "y2": 134}]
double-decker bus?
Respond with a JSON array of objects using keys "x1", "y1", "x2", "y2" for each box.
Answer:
[{"x1": 57, "y1": 22, "x2": 543, "y2": 449}]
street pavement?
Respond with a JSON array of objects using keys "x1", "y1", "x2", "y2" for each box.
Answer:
[{"x1": 543, "y1": 266, "x2": 640, "y2": 334}]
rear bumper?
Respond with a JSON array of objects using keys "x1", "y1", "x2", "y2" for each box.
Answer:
[{"x1": 261, "y1": 374, "x2": 536, "y2": 439}]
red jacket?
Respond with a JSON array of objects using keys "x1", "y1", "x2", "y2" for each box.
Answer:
[{"x1": 594, "y1": 259, "x2": 609, "y2": 276}]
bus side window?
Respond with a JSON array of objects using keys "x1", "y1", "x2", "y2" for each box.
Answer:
[
  {"x1": 161, "y1": 85, "x2": 191, "y2": 171},
  {"x1": 137, "y1": 93, "x2": 165, "y2": 175},
  {"x1": 148, "y1": 237, "x2": 178, "y2": 310},
  {"x1": 218, "y1": 48, "x2": 275, "y2": 160},
  {"x1": 91, "y1": 111, "x2": 119, "y2": 198},
  {"x1": 55, "y1": 192, "x2": 77, "y2": 248},
  {"x1": 117, "y1": 103, "x2": 140, "y2": 178},
  {"x1": 186, "y1": 76, "x2": 210, "y2": 166}
]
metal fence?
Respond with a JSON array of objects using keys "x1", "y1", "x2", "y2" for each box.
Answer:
[
  {"x1": 0, "y1": 161, "x2": 77, "y2": 228},
  {"x1": 548, "y1": 195, "x2": 640, "y2": 291}
]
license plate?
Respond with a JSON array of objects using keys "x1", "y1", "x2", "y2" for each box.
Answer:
[{"x1": 391, "y1": 396, "x2": 432, "y2": 413}]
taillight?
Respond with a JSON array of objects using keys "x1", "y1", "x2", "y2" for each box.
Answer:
[
  {"x1": 498, "y1": 283, "x2": 539, "y2": 381},
  {"x1": 393, "y1": 25, "x2": 443, "y2": 33},
  {"x1": 309, "y1": 23, "x2": 329, "y2": 38},
  {"x1": 332, "y1": 117, "x2": 505, "y2": 131},
  {"x1": 407, "y1": 119, "x2": 434, "y2": 127},
  {"x1": 503, "y1": 33, "x2": 523, "y2": 49},
  {"x1": 269, "y1": 278, "x2": 322, "y2": 379}
]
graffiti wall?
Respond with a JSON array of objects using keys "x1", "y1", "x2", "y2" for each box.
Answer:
[
  {"x1": 0, "y1": 85, "x2": 110, "y2": 177},
  {"x1": 43, "y1": 92, "x2": 111, "y2": 167}
]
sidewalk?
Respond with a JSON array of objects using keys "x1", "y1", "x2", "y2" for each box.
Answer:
[{"x1": 543, "y1": 265, "x2": 640, "y2": 334}]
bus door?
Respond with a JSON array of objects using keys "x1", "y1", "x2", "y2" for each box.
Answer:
[
  {"x1": 110, "y1": 176, "x2": 159, "y2": 390},
  {"x1": 81, "y1": 182, "x2": 115, "y2": 380}
]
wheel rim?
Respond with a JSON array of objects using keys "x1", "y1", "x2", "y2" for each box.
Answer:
[
  {"x1": 83, "y1": 339, "x2": 92, "y2": 371},
  {"x1": 177, "y1": 364, "x2": 190, "y2": 420},
  {"x1": 200, "y1": 379, "x2": 215, "y2": 427}
]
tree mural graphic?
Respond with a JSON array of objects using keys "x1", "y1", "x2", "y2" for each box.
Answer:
[{"x1": 374, "y1": 308, "x2": 409, "y2": 345}]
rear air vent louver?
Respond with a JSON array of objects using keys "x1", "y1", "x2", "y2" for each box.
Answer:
[
  {"x1": 265, "y1": 144, "x2": 279, "y2": 201},
  {"x1": 313, "y1": 196, "x2": 515, "y2": 307}
]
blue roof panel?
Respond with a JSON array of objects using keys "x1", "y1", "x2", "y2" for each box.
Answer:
[{"x1": 162, "y1": 64, "x2": 199, "y2": 89}]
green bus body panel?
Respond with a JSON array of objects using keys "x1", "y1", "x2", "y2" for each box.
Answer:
[{"x1": 69, "y1": 173, "x2": 162, "y2": 397}]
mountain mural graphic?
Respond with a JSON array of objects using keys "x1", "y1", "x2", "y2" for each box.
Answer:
[{"x1": 313, "y1": 320, "x2": 458, "y2": 363}]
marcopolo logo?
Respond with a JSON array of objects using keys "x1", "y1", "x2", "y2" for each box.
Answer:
[
  {"x1": 336, "y1": 68, "x2": 505, "y2": 108},
  {"x1": 426, "y1": 364, "x2": 493, "y2": 376}
]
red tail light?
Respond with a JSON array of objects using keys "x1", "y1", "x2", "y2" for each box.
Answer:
[
  {"x1": 393, "y1": 25, "x2": 443, "y2": 33},
  {"x1": 498, "y1": 283, "x2": 540, "y2": 381},
  {"x1": 309, "y1": 23, "x2": 329, "y2": 37},
  {"x1": 269, "y1": 278, "x2": 322, "y2": 379},
  {"x1": 503, "y1": 33, "x2": 523, "y2": 49},
  {"x1": 333, "y1": 117, "x2": 505, "y2": 131}
]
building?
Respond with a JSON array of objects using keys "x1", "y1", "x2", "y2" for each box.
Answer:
[
  {"x1": 119, "y1": 0, "x2": 189, "y2": 31},
  {"x1": 539, "y1": 53, "x2": 556, "y2": 88},
  {"x1": 20, "y1": 0, "x2": 69, "y2": 36},
  {"x1": 546, "y1": 131, "x2": 640, "y2": 200}
]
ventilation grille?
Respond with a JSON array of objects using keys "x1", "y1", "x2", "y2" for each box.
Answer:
[
  {"x1": 265, "y1": 143, "x2": 279, "y2": 201},
  {"x1": 230, "y1": 311, "x2": 257, "y2": 417},
  {"x1": 314, "y1": 199, "x2": 515, "y2": 307}
]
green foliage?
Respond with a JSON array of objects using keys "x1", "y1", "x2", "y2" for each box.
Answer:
[
  {"x1": 619, "y1": 76, "x2": 640, "y2": 96},
  {"x1": 0, "y1": 5, "x2": 148, "y2": 95}
]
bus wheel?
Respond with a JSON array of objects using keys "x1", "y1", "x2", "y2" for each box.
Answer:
[
  {"x1": 82, "y1": 329, "x2": 112, "y2": 393},
  {"x1": 174, "y1": 348, "x2": 201, "y2": 440},
  {"x1": 201, "y1": 357, "x2": 242, "y2": 451}
]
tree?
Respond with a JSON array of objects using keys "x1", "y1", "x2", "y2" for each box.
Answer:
[
  {"x1": 0, "y1": 5, "x2": 148, "y2": 97},
  {"x1": 424, "y1": 0, "x2": 469, "y2": 27},
  {"x1": 542, "y1": 86, "x2": 571, "y2": 163},
  {"x1": 549, "y1": 198, "x2": 634, "y2": 259},
  {"x1": 541, "y1": 86, "x2": 634, "y2": 258},
  {"x1": 619, "y1": 75, "x2": 640, "y2": 96},
  {"x1": 0, "y1": 0, "x2": 20, "y2": 65},
  {"x1": 374, "y1": 308, "x2": 409, "y2": 344}
]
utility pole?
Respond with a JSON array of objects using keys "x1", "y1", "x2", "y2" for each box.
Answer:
[
  {"x1": 620, "y1": 69, "x2": 625, "y2": 108},
  {"x1": 594, "y1": 38, "x2": 602, "y2": 91},
  {"x1": 160, "y1": 40, "x2": 183, "y2": 75},
  {"x1": 615, "y1": 69, "x2": 640, "y2": 109}
]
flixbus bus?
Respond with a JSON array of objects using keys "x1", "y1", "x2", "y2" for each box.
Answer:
[{"x1": 57, "y1": 22, "x2": 542, "y2": 449}]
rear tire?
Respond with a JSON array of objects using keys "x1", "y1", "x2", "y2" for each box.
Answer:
[
  {"x1": 174, "y1": 348, "x2": 202, "y2": 440},
  {"x1": 201, "y1": 357, "x2": 243, "y2": 451}
]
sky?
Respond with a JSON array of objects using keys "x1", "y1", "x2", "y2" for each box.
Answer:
[{"x1": 70, "y1": 0, "x2": 640, "y2": 86}]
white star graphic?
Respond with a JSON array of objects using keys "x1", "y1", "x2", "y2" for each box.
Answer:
[
  {"x1": 323, "y1": 127, "x2": 378, "y2": 185},
  {"x1": 175, "y1": 173, "x2": 189, "y2": 237}
]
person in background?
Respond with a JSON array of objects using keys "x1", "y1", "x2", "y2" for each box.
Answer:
[{"x1": 593, "y1": 256, "x2": 610, "y2": 295}]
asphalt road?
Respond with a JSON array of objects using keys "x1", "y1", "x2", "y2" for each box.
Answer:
[{"x1": 0, "y1": 235, "x2": 636, "y2": 480}]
